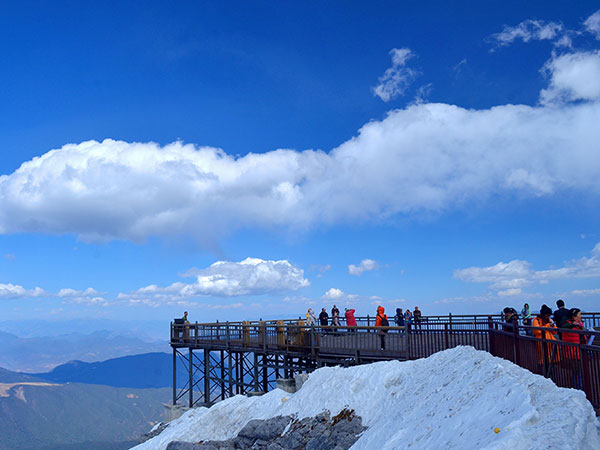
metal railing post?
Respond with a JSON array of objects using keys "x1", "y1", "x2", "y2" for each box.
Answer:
[
  {"x1": 204, "y1": 348, "x2": 210, "y2": 405},
  {"x1": 354, "y1": 326, "x2": 359, "y2": 363},
  {"x1": 512, "y1": 318, "x2": 521, "y2": 365},
  {"x1": 406, "y1": 325, "x2": 411, "y2": 360},
  {"x1": 226, "y1": 322, "x2": 230, "y2": 350},
  {"x1": 580, "y1": 333, "x2": 592, "y2": 401},
  {"x1": 172, "y1": 347, "x2": 177, "y2": 405},
  {"x1": 188, "y1": 348, "x2": 193, "y2": 408},
  {"x1": 444, "y1": 323, "x2": 449, "y2": 349},
  {"x1": 487, "y1": 316, "x2": 494, "y2": 355}
]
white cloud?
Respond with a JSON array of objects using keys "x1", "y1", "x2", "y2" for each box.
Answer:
[
  {"x1": 0, "y1": 284, "x2": 45, "y2": 299},
  {"x1": 348, "y1": 259, "x2": 379, "y2": 276},
  {"x1": 373, "y1": 48, "x2": 418, "y2": 102},
  {"x1": 121, "y1": 257, "x2": 309, "y2": 302},
  {"x1": 0, "y1": 284, "x2": 107, "y2": 304},
  {"x1": 455, "y1": 243, "x2": 600, "y2": 294},
  {"x1": 540, "y1": 50, "x2": 600, "y2": 105},
  {"x1": 57, "y1": 287, "x2": 100, "y2": 297},
  {"x1": 492, "y1": 20, "x2": 570, "y2": 48},
  {"x1": 309, "y1": 264, "x2": 331, "y2": 278},
  {"x1": 570, "y1": 288, "x2": 600, "y2": 296},
  {"x1": 498, "y1": 288, "x2": 523, "y2": 297},
  {"x1": 323, "y1": 288, "x2": 344, "y2": 299},
  {"x1": 584, "y1": 10, "x2": 600, "y2": 39},
  {"x1": 3, "y1": 253, "x2": 15, "y2": 260},
  {"x1": 57, "y1": 287, "x2": 106, "y2": 305},
  {"x1": 1, "y1": 52, "x2": 600, "y2": 243}
]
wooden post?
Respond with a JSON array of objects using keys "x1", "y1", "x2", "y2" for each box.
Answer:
[
  {"x1": 258, "y1": 321, "x2": 266, "y2": 350},
  {"x1": 242, "y1": 321, "x2": 250, "y2": 347},
  {"x1": 276, "y1": 320, "x2": 285, "y2": 348}
]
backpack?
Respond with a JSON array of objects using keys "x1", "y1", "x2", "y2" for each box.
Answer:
[{"x1": 379, "y1": 315, "x2": 389, "y2": 327}]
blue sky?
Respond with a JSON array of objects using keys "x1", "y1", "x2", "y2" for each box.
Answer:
[{"x1": 1, "y1": 1, "x2": 600, "y2": 334}]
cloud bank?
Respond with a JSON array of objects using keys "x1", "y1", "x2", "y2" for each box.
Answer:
[
  {"x1": 119, "y1": 257, "x2": 309, "y2": 303},
  {"x1": 1, "y1": 49, "x2": 600, "y2": 243},
  {"x1": 0, "y1": 284, "x2": 45, "y2": 299},
  {"x1": 454, "y1": 243, "x2": 600, "y2": 296}
]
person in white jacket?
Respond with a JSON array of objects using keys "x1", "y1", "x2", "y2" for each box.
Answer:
[{"x1": 306, "y1": 308, "x2": 317, "y2": 326}]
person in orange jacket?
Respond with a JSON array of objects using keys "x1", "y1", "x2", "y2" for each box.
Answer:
[
  {"x1": 376, "y1": 306, "x2": 389, "y2": 350},
  {"x1": 532, "y1": 304, "x2": 560, "y2": 368}
]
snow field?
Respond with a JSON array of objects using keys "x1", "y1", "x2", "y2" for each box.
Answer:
[{"x1": 133, "y1": 346, "x2": 600, "y2": 450}]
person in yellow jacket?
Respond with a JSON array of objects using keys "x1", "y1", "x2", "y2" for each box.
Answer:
[{"x1": 532, "y1": 304, "x2": 560, "y2": 366}]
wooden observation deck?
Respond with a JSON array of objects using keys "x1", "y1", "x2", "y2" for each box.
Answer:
[{"x1": 170, "y1": 313, "x2": 600, "y2": 411}]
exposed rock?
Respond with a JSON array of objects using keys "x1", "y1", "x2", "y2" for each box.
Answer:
[
  {"x1": 294, "y1": 373, "x2": 309, "y2": 390},
  {"x1": 139, "y1": 422, "x2": 169, "y2": 444},
  {"x1": 275, "y1": 378, "x2": 296, "y2": 393},
  {"x1": 166, "y1": 409, "x2": 365, "y2": 450}
]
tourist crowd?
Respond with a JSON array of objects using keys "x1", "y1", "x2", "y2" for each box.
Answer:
[{"x1": 304, "y1": 304, "x2": 423, "y2": 331}]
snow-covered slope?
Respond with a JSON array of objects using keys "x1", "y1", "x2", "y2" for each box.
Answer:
[{"x1": 134, "y1": 346, "x2": 600, "y2": 450}]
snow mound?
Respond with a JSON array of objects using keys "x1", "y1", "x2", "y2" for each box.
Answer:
[{"x1": 133, "y1": 346, "x2": 600, "y2": 450}]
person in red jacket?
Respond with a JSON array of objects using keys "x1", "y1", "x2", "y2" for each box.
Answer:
[
  {"x1": 375, "y1": 306, "x2": 389, "y2": 350},
  {"x1": 562, "y1": 308, "x2": 585, "y2": 388},
  {"x1": 345, "y1": 308, "x2": 357, "y2": 332},
  {"x1": 562, "y1": 308, "x2": 585, "y2": 357}
]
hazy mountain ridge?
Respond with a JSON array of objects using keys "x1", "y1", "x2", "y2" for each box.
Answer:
[
  {"x1": 28, "y1": 352, "x2": 188, "y2": 389},
  {"x1": 0, "y1": 330, "x2": 169, "y2": 372}
]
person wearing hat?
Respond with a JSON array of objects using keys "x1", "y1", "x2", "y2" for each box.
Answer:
[
  {"x1": 502, "y1": 307, "x2": 518, "y2": 332},
  {"x1": 532, "y1": 304, "x2": 560, "y2": 367}
]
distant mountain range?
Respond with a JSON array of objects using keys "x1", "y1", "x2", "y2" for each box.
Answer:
[
  {"x1": 0, "y1": 367, "x2": 170, "y2": 450},
  {"x1": 0, "y1": 352, "x2": 191, "y2": 449},
  {"x1": 0, "y1": 330, "x2": 169, "y2": 372},
  {"x1": 28, "y1": 352, "x2": 189, "y2": 389}
]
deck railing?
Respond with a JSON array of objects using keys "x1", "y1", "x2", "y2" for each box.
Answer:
[
  {"x1": 178, "y1": 312, "x2": 600, "y2": 329},
  {"x1": 489, "y1": 321, "x2": 600, "y2": 411}
]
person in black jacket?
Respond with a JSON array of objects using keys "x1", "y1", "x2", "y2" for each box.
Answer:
[
  {"x1": 319, "y1": 308, "x2": 329, "y2": 332},
  {"x1": 502, "y1": 307, "x2": 518, "y2": 332},
  {"x1": 553, "y1": 299, "x2": 569, "y2": 329}
]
